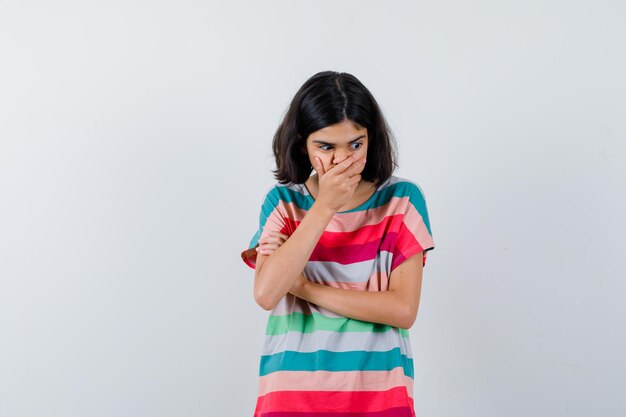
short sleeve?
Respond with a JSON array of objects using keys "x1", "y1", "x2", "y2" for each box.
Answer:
[
  {"x1": 240, "y1": 185, "x2": 288, "y2": 269},
  {"x1": 390, "y1": 181, "x2": 435, "y2": 272}
]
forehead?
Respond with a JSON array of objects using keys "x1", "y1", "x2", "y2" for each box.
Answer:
[{"x1": 308, "y1": 121, "x2": 367, "y2": 142}]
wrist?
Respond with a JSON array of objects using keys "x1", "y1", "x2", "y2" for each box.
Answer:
[
  {"x1": 299, "y1": 279, "x2": 313, "y2": 298},
  {"x1": 310, "y1": 201, "x2": 336, "y2": 219}
]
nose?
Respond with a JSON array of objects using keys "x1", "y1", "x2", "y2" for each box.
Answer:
[{"x1": 333, "y1": 152, "x2": 351, "y2": 165}]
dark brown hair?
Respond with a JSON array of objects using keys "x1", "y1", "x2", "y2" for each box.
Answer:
[{"x1": 271, "y1": 71, "x2": 398, "y2": 186}]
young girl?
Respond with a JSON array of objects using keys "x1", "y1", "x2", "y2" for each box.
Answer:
[{"x1": 240, "y1": 71, "x2": 435, "y2": 417}]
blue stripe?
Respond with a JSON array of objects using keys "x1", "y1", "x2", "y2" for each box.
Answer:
[{"x1": 259, "y1": 347, "x2": 414, "y2": 379}]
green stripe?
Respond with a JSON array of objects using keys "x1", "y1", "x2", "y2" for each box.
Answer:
[
  {"x1": 266, "y1": 312, "x2": 410, "y2": 337},
  {"x1": 259, "y1": 347, "x2": 414, "y2": 378}
]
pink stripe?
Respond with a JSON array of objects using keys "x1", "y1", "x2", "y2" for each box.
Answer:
[
  {"x1": 257, "y1": 368, "x2": 413, "y2": 397},
  {"x1": 276, "y1": 196, "x2": 410, "y2": 233},
  {"x1": 403, "y1": 204, "x2": 434, "y2": 250}
]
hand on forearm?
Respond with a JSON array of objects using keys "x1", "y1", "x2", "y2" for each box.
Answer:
[
  {"x1": 255, "y1": 204, "x2": 335, "y2": 310},
  {"x1": 256, "y1": 227, "x2": 408, "y2": 330}
]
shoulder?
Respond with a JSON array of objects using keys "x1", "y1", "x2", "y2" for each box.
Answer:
[
  {"x1": 259, "y1": 181, "x2": 308, "y2": 208},
  {"x1": 384, "y1": 175, "x2": 428, "y2": 202},
  {"x1": 381, "y1": 176, "x2": 432, "y2": 222}
]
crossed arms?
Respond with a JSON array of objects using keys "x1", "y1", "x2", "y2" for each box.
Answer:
[{"x1": 253, "y1": 203, "x2": 424, "y2": 330}]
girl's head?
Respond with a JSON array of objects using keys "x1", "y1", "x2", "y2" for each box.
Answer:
[{"x1": 271, "y1": 71, "x2": 398, "y2": 186}]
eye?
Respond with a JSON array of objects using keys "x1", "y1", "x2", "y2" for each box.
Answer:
[{"x1": 318, "y1": 142, "x2": 363, "y2": 151}]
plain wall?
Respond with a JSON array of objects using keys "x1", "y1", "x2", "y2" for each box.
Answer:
[{"x1": 1, "y1": 1, "x2": 624, "y2": 416}]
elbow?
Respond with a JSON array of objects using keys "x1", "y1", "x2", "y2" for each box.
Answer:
[
  {"x1": 401, "y1": 317, "x2": 415, "y2": 330},
  {"x1": 253, "y1": 271, "x2": 277, "y2": 311},
  {"x1": 400, "y1": 305, "x2": 418, "y2": 330},
  {"x1": 254, "y1": 290, "x2": 275, "y2": 311}
]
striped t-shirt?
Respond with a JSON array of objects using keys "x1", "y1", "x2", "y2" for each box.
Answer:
[{"x1": 240, "y1": 175, "x2": 435, "y2": 417}]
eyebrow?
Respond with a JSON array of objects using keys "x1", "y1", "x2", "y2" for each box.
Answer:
[{"x1": 312, "y1": 135, "x2": 366, "y2": 145}]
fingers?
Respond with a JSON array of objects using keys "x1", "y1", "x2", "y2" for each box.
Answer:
[
  {"x1": 346, "y1": 156, "x2": 366, "y2": 178},
  {"x1": 314, "y1": 156, "x2": 325, "y2": 176},
  {"x1": 348, "y1": 173, "x2": 362, "y2": 186},
  {"x1": 332, "y1": 154, "x2": 357, "y2": 174},
  {"x1": 329, "y1": 154, "x2": 365, "y2": 176},
  {"x1": 258, "y1": 236, "x2": 286, "y2": 245},
  {"x1": 256, "y1": 232, "x2": 289, "y2": 254},
  {"x1": 257, "y1": 242, "x2": 281, "y2": 254}
]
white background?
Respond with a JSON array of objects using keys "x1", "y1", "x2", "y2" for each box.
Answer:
[{"x1": 1, "y1": 1, "x2": 624, "y2": 416}]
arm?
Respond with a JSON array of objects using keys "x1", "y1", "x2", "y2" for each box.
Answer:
[
  {"x1": 254, "y1": 202, "x2": 335, "y2": 311},
  {"x1": 254, "y1": 154, "x2": 364, "y2": 311},
  {"x1": 291, "y1": 252, "x2": 424, "y2": 329}
]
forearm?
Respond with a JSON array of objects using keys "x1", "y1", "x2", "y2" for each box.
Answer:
[
  {"x1": 293, "y1": 279, "x2": 412, "y2": 329},
  {"x1": 256, "y1": 202, "x2": 335, "y2": 309}
]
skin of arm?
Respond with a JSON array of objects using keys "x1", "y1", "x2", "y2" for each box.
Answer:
[
  {"x1": 289, "y1": 252, "x2": 424, "y2": 329},
  {"x1": 253, "y1": 201, "x2": 335, "y2": 311}
]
